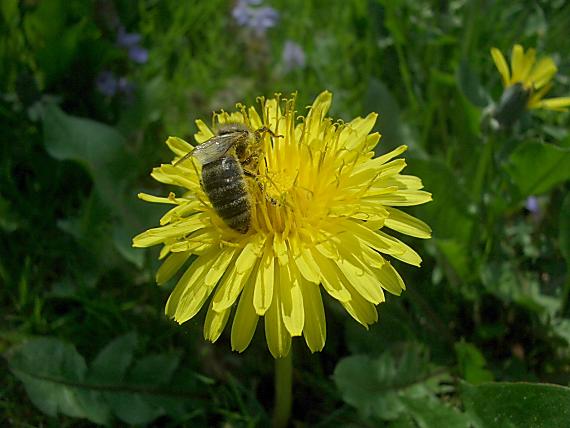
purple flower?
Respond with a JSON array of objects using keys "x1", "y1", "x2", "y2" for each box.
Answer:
[
  {"x1": 116, "y1": 26, "x2": 149, "y2": 64},
  {"x1": 96, "y1": 71, "x2": 133, "y2": 98},
  {"x1": 525, "y1": 196, "x2": 540, "y2": 216},
  {"x1": 96, "y1": 71, "x2": 118, "y2": 96},
  {"x1": 128, "y1": 45, "x2": 149, "y2": 64},
  {"x1": 281, "y1": 41, "x2": 305, "y2": 72},
  {"x1": 232, "y1": 0, "x2": 279, "y2": 36},
  {"x1": 117, "y1": 27, "x2": 142, "y2": 48}
]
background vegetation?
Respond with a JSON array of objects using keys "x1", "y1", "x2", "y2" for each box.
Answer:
[{"x1": 2, "y1": 0, "x2": 570, "y2": 426}]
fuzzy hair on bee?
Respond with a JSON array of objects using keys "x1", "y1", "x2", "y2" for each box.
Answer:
[{"x1": 175, "y1": 123, "x2": 277, "y2": 233}]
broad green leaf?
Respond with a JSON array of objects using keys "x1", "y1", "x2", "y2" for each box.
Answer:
[
  {"x1": 364, "y1": 78, "x2": 404, "y2": 153},
  {"x1": 42, "y1": 103, "x2": 144, "y2": 267},
  {"x1": 6, "y1": 338, "x2": 108, "y2": 424},
  {"x1": 407, "y1": 158, "x2": 475, "y2": 281},
  {"x1": 462, "y1": 382, "x2": 570, "y2": 428},
  {"x1": 506, "y1": 142, "x2": 570, "y2": 198},
  {"x1": 109, "y1": 353, "x2": 182, "y2": 425},
  {"x1": 454, "y1": 342, "x2": 494, "y2": 384},
  {"x1": 401, "y1": 396, "x2": 471, "y2": 428},
  {"x1": 89, "y1": 332, "x2": 138, "y2": 384},
  {"x1": 457, "y1": 59, "x2": 489, "y2": 108},
  {"x1": 407, "y1": 158, "x2": 473, "y2": 243},
  {"x1": 42, "y1": 103, "x2": 132, "y2": 190},
  {"x1": 333, "y1": 344, "x2": 453, "y2": 422},
  {"x1": 480, "y1": 261, "x2": 561, "y2": 316}
]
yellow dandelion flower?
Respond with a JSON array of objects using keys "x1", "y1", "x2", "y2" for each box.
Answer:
[
  {"x1": 132, "y1": 91, "x2": 432, "y2": 358},
  {"x1": 491, "y1": 44, "x2": 570, "y2": 111}
]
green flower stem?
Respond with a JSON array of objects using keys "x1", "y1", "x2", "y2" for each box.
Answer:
[
  {"x1": 472, "y1": 135, "x2": 495, "y2": 202},
  {"x1": 272, "y1": 349, "x2": 293, "y2": 428}
]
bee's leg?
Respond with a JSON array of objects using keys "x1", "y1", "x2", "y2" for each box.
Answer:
[
  {"x1": 255, "y1": 126, "x2": 284, "y2": 140},
  {"x1": 243, "y1": 170, "x2": 279, "y2": 206}
]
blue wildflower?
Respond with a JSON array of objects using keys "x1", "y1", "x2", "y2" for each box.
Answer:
[
  {"x1": 232, "y1": 0, "x2": 279, "y2": 36},
  {"x1": 281, "y1": 41, "x2": 306, "y2": 72},
  {"x1": 116, "y1": 26, "x2": 149, "y2": 64}
]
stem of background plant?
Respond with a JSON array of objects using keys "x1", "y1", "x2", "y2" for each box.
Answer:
[
  {"x1": 272, "y1": 349, "x2": 293, "y2": 428},
  {"x1": 395, "y1": 42, "x2": 419, "y2": 112},
  {"x1": 472, "y1": 134, "x2": 495, "y2": 202},
  {"x1": 470, "y1": 134, "x2": 496, "y2": 255}
]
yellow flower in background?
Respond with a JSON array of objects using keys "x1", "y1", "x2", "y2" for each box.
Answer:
[
  {"x1": 132, "y1": 92, "x2": 432, "y2": 358},
  {"x1": 491, "y1": 44, "x2": 570, "y2": 111}
]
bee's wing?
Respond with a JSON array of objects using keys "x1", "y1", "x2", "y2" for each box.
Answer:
[{"x1": 175, "y1": 134, "x2": 236, "y2": 166}]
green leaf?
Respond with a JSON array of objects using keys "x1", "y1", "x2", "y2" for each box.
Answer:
[
  {"x1": 89, "y1": 333, "x2": 138, "y2": 384},
  {"x1": 454, "y1": 341, "x2": 494, "y2": 385},
  {"x1": 457, "y1": 59, "x2": 489, "y2": 108},
  {"x1": 42, "y1": 103, "x2": 131, "y2": 188},
  {"x1": 560, "y1": 193, "x2": 570, "y2": 267},
  {"x1": 364, "y1": 78, "x2": 404, "y2": 153},
  {"x1": 7, "y1": 336, "x2": 199, "y2": 425},
  {"x1": 401, "y1": 396, "x2": 471, "y2": 428},
  {"x1": 22, "y1": 0, "x2": 86, "y2": 86},
  {"x1": 6, "y1": 337, "x2": 108, "y2": 424},
  {"x1": 42, "y1": 103, "x2": 144, "y2": 267},
  {"x1": 109, "y1": 353, "x2": 182, "y2": 425},
  {"x1": 333, "y1": 344, "x2": 455, "y2": 422},
  {"x1": 480, "y1": 261, "x2": 561, "y2": 316},
  {"x1": 462, "y1": 382, "x2": 570, "y2": 428},
  {"x1": 506, "y1": 142, "x2": 570, "y2": 198}
]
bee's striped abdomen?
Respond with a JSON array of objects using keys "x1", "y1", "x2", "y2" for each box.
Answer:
[{"x1": 202, "y1": 156, "x2": 251, "y2": 233}]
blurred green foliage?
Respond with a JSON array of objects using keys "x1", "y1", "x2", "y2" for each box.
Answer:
[{"x1": 1, "y1": 0, "x2": 570, "y2": 426}]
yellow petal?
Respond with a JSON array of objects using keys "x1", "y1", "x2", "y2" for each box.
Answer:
[
  {"x1": 528, "y1": 57, "x2": 557, "y2": 89},
  {"x1": 203, "y1": 302, "x2": 231, "y2": 342},
  {"x1": 194, "y1": 119, "x2": 215, "y2": 143},
  {"x1": 340, "y1": 284, "x2": 378, "y2": 327},
  {"x1": 527, "y1": 83, "x2": 553, "y2": 108},
  {"x1": 384, "y1": 207, "x2": 432, "y2": 238},
  {"x1": 156, "y1": 252, "x2": 191, "y2": 285},
  {"x1": 137, "y1": 192, "x2": 178, "y2": 204},
  {"x1": 265, "y1": 288, "x2": 291, "y2": 358},
  {"x1": 304, "y1": 91, "x2": 332, "y2": 145},
  {"x1": 334, "y1": 249, "x2": 385, "y2": 304},
  {"x1": 338, "y1": 112, "x2": 378, "y2": 152},
  {"x1": 211, "y1": 245, "x2": 258, "y2": 312},
  {"x1": 510, "y1": 44, "x2": 525, "y2": 83},
  {"x1": 231, "y1": 276, "x2": 259, "y2": 352},
  {"x1": 376, "y1": 261, "x2": 406, "y2": 295},
  {"x1": 159, "y1": 200, "x2": 203, "y2": 225},
  {"x1": 166, "y1": 136, "x2": 193, "y2": 156},
  {"x1": 205, "y1": 246, "x2": 237, "y2": 286},
  {"x1": 519, "y1": 48, "x2": 536, "y2": 84},
  {"x1": 248, "y1": 106, "x2": 263, "y2": 129},
  {"x1": 491, "y1": 47, "x2": 511, "y2": 87},
  {"x1": 373, "y1": 190, "x2": 432, "y2": 206},
  {"x1": 311, "y1": 249, "x2": 351, "y2": 302},
  {"x1": 289, "y1": 234, "x2": 320, "y2": 283},
  {"x1": 301, "y1": 281, "x2": 326, "y2": 352},
  {"x1": 253, "y1": 243, "x2": 275, "y2": 315},
  {"x1": 166, "y1": 252, "x2": 217, "y2": 321},
  {"x1": 279, "y1": 261, "x2": 304, "y2": 336},
  {"x1": 374, "y1": 230, "x2": 423, "y2": 266},
  {"x1": 132, "y1": 214, "x2": 208, "y2": 247},
  {"x1": 533, "y1": 97, "x2": 570, "y2": 111}
]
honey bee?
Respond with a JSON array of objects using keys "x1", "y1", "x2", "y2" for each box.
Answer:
[{"x1": 175, "y1": 123, "x2": 276, "y2": 233}]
